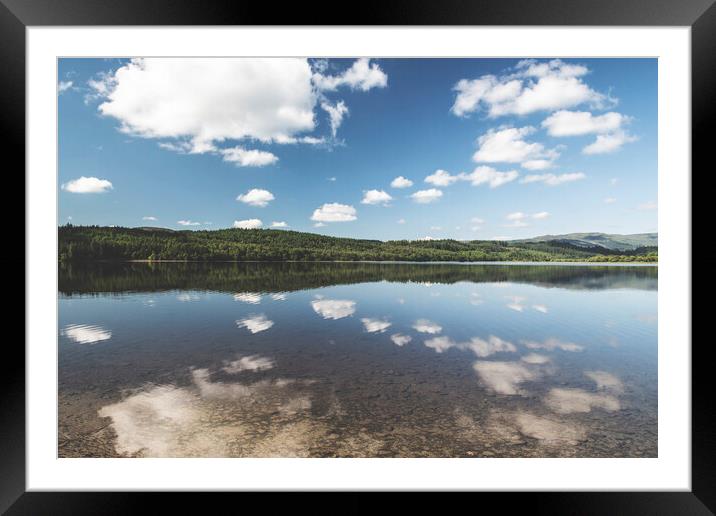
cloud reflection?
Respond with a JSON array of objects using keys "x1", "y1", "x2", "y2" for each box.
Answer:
[
  {"x1": 390, "y1": 334, "x2": 412, "y2": 346},
  {"x1": 523, "y1": 337, "x2": 584, "y2": 352},
  {"x1": 361, "y1": 318, "x2": 391, "y2": 333},
  {"x1": 473, "y1": 361, "x2": 537, "y2": 395},
  {"x1": 236, "y1": 314, "x2": 274, "y2": 333},
  {"x1": 222, "y1": 355, "x2": 275, "y2": 374},
  {"x1": 412, "y1": 319, "x2": 442, "y2": 334},
  {"x1": 311, "y1": 299, "x2": 356, "y2": 320},
  {"x1": 234, "y1": 292, "x2": 262, "y2": 304},
  {"x1": 424, "y1": 335, "x2": 517, "y2": 357},
  {"x1": 543, "y1": 387, "x2": 620, "y2": 414},
  {"x1": 61, "y1": 324, "x2": 112, "y2": 344},
  {"x1": 585, "y1": 370, "x2": 624, "y2": 393}
]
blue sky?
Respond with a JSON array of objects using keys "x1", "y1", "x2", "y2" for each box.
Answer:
[{"x1": 58, "y1": 57, "x2": 657, "y2": 240}]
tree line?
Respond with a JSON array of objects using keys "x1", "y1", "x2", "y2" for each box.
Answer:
[{"x1": 58, "y1": 225, "x2": 659, "y2": 264}]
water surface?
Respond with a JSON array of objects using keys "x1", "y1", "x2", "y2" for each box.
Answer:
[{"x1": 58, "y1": 262, "x2": 657, "y2": 458}]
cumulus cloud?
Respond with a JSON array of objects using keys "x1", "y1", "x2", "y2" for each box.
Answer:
[
  {"x1": 390, "y1": 334, "x2": 412, "y2": 346},
  {"x1": 237, "y1": 188, "x2": 275, "y2": 207},
  {"x1": 90, "y1": 58, "x2": 318, "y2": 150},
  {"x1": 425, "y1": 169, "x2": 460, "y2": 187},
  {"x1": 451, "y1": 59, "x2": 610, "y2": 118},
  {"x1": 313, "y1": 58, "x2": 388, "y2": 92},
  {"x1": 521, "y1": 172, "x2": 586, "y2": 186},
  {"x1": 142, "y1": 216, "x2": 158, "y2": 221},
  {"x1": 61, "y1": 176, "x2": 113, "y2": 194},
  {"x1": 412, "y1": 319, "x2": 442, "y2": 334},
  {"x1": 311, "y1": 299, "x2": 356, "y2": 320},
  {"x1": 542, "y1": 110, "x2": 629, "y2": 136},
  {"x1": 271, "y1": 221, "x2": 288, "y2": 228},
  {"x1": 410, "y1": 188, "x2": 443, "y2": 204},
  {"x1": 310, "y1": 203, "x2": 357, "y2": 222},
  {"x1": 221, "y1": 147, "x2": 279, "y2": 167},
  {"x1": 233, "y1": 219, "x2": 263, "y2": 229},
  {"x1": 583, "y1": 131, "x2": 637, "y2": 154},
  {"x1": 462, "y1": 166, "x2": 519, "y2": 188},
  {"x1": 361, "y1": 318, "x2": 392, "y2": 333},
  {"x1": 236, "y1": 314, "x2": 274, "y2": 334},
  {"x1": 390, "y1": 176, "x2": 413, "y2": 188},
  {"x1": 473, "y1": 127, "x2": 559, "y2": 169},
  {"x1": 361, "y1": 189, "x2": 393, "y2": 205},
  {"x1": 177, "y1": 220, "x2": 201, "y2": 226},
  {"x1": 58, "y1": 80, "x2": 73, "y2": 94},
  {"x1": 321, "y1": 100, "x2": 349, "y2": 137},
  {"x1": 61, "y1": 324, "x2": 112, "y2": 344}
]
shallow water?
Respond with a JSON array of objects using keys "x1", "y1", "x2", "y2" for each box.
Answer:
[{"x1": 58, "y1": 262, "x2": 657, "y2": 458}]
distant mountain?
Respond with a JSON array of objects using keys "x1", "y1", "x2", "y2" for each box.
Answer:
[{"x1": 515, "y1": 233, "x2": 657, "y2": 251}]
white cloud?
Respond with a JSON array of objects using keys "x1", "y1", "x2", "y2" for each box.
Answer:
[
  {"x1": 361, "y1": 189, "x2": 393, "y2": 205},
  {"x1": 425, "y1": 169, "x2": 460, "y2": 187},
  {"x1": 412, "y1": 319, "x2": 442, "y2": 334},
  {"x1": 321, "y1": 100, "x2": 349, "y2": 137},
  {"x1": 237, "y1": 188, "x2": 275, "y2": 207},
  {"x1": 390, "y1": 176, "x2": 413, "y2": 188},
  {"x1": 521, "y1": 172, "x2": 586, "y2": 186},
  {"x1": 452, "y1": 59, "x2": 609, "y2": 118},
  {"x1": 221, "y1": 147, "x2": 279, "y2": 167},
  {"x1": 310, "y1": 203, "x2": 357, "y2": 222},
  {"x1": 313, "y1": 58, "x2": 388, "y2": 92},
  {"x1": 271, "y1": 221, "x2": 288, "y2": 228},
  {"x1": 503, "y1": 211, "x2": 548, "y2": 228},
  {"x1": 91, "y1": 58, "x2": 317, "y2": 151},
  {"x1": 311, "y1": 299, "x2": 356, "y2": 320},
  {"x1": 521, "y1": 159, "x2": 554, "y2": 170},
  {"x1": 142, "y1": 216, "x2": 158, "y2": 221},
  {"x1": 542, "y1": 110, "x2": 629, "y2": 136},
  {"x1": 361, "y1": 318, "x2": 391, "y2": 333},
  {"x1": 638, "y1": 200, "x2": 657, "y2": 211},
  {"x1": 233, "y1": 219, "x2": 263, "y2": 229},
  {"x1": 410, "y1": 188, "x2": 443, "y2": 204},
  {"x1": 425, "y1": 335, "x2": 517, "y2": 358},
  {"x1": 390, "y1": 334, "x2": 412, "y2": 346},
  {"x1": 236, "y1": 314, "x2": 274, "y2": 334},
  {"x1": 473, "y1": 127, "x2": 559, "y2": 168},
  {"x1": 583, "y1": 131, "x2": 637, "y2": 155},
  {"x1": 397, "y1": 218, "x2": 406, "y2": 224},
  {"x1": 177, "y1": 220, "x2": 201, "y2": 226},
  {"x1": 462, "y1": 166, "x2": 519, "y2": 188},
  {"x1": 604, "y1": 197, "x2": 617, "y2": 204},
  {"x1": 58, "y1": 80, "x2": 73, "y2": 94},
  {"x1": 313, "y1": 222, "x2": 326, "y2": 228},
  {"x1": 61, "y1": 324, "x2": 112, "y2": 344},
  {"x1": 531, "y1": 211, "x2": 550, "y2": 220},
  {"x1": 61, "y1": 176, "x2": 113, "y2": 194}
]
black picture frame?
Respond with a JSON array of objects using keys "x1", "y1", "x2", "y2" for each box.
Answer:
[{"x1": 4, "y1": 0, "x2": 711, "y2": 511}]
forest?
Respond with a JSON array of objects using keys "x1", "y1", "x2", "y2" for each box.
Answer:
[{"x1": 58, "y1": 225, "x2": 659, "y2": 263}]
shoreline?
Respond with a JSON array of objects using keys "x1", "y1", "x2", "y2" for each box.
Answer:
[{"x1": 73, "y1": 259, "x2": 658, "y2": 267}]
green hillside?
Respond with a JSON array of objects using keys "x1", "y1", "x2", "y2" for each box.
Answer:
[
  {"x1": 515, "y1": 232, "x2": 657, "y2": 251},
  {"x1": 58, "y1": 225, "x2": 658, "y2": 263}
]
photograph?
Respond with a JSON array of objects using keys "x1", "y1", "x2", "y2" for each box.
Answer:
[{"x1": 56, "y1": 56, "x2": 658, "y2": 459}]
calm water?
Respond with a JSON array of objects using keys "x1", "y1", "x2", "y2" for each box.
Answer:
[{"x1": 58, "y1": 262, "x2": 657, "y2": 458}]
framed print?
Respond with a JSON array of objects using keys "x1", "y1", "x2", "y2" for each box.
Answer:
[{"x1": 5, "y1": 0, "x2": 713, "y2": 511}]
